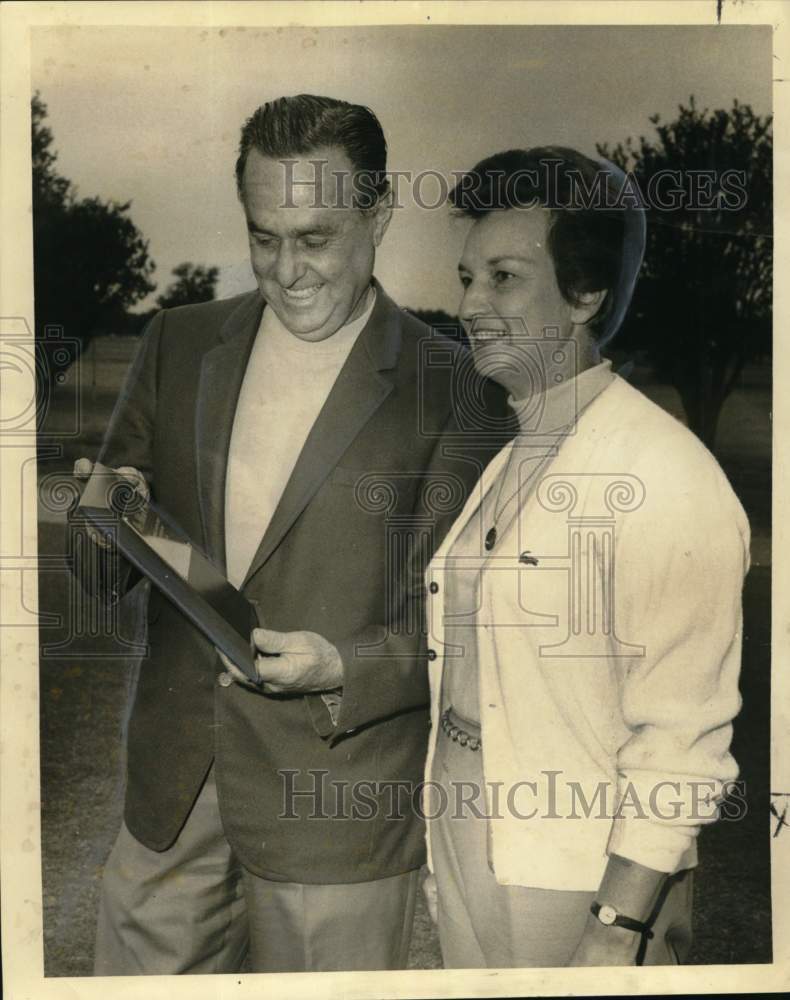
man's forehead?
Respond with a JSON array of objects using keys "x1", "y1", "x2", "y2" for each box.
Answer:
[
  {"x1": 246, "y1": 205, "x2": 345, "y2": 237},
  {"x1": 242, "y1": 146, "x2": 357, "y2": 209}
]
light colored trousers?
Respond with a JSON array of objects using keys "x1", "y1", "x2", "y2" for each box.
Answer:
[
  {"x1": 94, "y1": 767, "x2": 418, "y2": 975},
  {"x1": 431, "y1": 714, "x2": 694, "y2": 968}
]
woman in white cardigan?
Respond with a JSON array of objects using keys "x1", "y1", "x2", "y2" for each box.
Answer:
[{"x1": 422, "y1": 147, "x2": 750, "y2": 967}]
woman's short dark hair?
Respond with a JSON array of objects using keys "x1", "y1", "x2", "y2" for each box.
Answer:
[
  {"x1": 449, "y1": 146, "x2": 627, "y2": 339},
  {"x1": 235, "y1": 94, "x2": 388, "y2": 208}
]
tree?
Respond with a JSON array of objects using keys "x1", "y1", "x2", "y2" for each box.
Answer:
[
  {"x1": 156, "y1": 262, "x2": 219, "y2": 310},
  {"x1": 407, "y1": 308, "x2": 468, "y2": 347},
  {"x1": 31, "y1": 93, "x2": 70, "y2": 210},
  {"x1": 598, "y1": 98, "x2": 772, "y2": 450},
  {"x1": 32, "y1": 93, "x2": 156, "y2": 392}
]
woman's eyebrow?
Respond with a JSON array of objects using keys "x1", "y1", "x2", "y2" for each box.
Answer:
[{"x1": 487, "y1": 254, "x2": 535, "y2": 266}]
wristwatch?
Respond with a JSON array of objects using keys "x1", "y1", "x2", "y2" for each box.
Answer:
[{"x1": 590, "y1": 901, "x2": 654, "y2": 939}]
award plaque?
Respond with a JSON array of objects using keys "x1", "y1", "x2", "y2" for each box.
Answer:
[{"x1": 77, "y1": 463, "x2": 259, "y2": 680}]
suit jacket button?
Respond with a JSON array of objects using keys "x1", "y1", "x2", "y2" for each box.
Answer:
[
  {"x1": 429, "y1": 582, "x2": 439, "y2": 594},
  {"x1": 218, "y1": 672, "x2": 233, "y2": 688},
  {"x1": 427, "y1": 649, "x2": 437, "y2": 661}
]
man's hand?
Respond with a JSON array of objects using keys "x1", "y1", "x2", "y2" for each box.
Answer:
[
  {"x1": 73, "y1": 458, "x2": 150, "y2": 547},
  {"x1": 74, "y1": 457, "x2": 150, "y2": 499},
  {"x1": 567, "y1": 915, "x2": 644, "y2": 966},
  {"x1": 220, "y1": 628, "x2": 344, "y2": 694}
]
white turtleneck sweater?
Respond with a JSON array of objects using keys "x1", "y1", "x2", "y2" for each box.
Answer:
[{"x1": 224, "y1": 287, "x2": 376, "y2": 588}]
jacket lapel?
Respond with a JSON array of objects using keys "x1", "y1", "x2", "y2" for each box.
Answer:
[
  {"x1": 195, "y1": 292, "x2": 263, "y2": 569},
  {"x1": 241, "y1": 284, "x2": 401, "y2": 589}
]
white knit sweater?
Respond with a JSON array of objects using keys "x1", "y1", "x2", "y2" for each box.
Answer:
[{"x1": 424, "y1": 374, "x2": 750, "y2": 891}]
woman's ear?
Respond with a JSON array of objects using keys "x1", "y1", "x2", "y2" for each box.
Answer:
[{"x1": 570, "y1": 289, "x2": 607, "y2": 327}]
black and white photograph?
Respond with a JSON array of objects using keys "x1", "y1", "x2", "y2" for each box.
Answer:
[{"x1": 0, "y1": 2, "x2": 787, "y2": 998}]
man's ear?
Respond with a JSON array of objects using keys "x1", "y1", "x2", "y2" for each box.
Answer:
[
  {"x1": 570, "y1": 289, "x2": 606, "y2": 327},
  {"x1": 370, "y1": 189, "x2": 394, "y2": 246}
]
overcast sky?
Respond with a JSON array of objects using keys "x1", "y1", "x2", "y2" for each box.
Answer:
[{"x1": 31, "y1": 24, "x2": 771, "y2": 315}]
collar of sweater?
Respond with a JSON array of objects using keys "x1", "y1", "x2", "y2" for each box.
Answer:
[
  {"x1": 258, "y1": 284, "x2": 377, "y2": 358},
  {"x1": 508, "y1": 358, "x2": 614, "y2": 436}
]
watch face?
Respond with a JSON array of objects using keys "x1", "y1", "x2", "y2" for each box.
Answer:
[{"x1": 598, "y1": 904, "x2": 618, "y2": 925}]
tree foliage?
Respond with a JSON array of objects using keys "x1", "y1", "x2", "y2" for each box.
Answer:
[
  {"x1": 32, "y1": 93, "x2": 156, "y2": 387},
  {"x1": 156, "y1": 262, "x2": 219, "y2": 310},
  {"x1": 406, "y1": 308, "x2": 467, "y2": 346},
  {"x1": 599, "y1": 98, "x2": 772, "y2": 450}
]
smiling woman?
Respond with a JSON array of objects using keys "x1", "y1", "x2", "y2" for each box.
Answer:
[
  {"x1": 456, "y1": 207, "x2": 604, "y2": 395},
  {"x1": 422, "y1": 145, "x2": 751, "y2": 970}
]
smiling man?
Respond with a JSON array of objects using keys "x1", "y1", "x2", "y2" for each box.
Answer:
[
  {"x1": 242, "y1": 145, "x2": 384, "y2": 341},
  {"x1": 76, "y1": 94, "x2": 503, "y2": 975}
]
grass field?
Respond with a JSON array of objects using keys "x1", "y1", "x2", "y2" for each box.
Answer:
[{"x1": 36, "y1": 340, "x2": 772, "y2": 973}]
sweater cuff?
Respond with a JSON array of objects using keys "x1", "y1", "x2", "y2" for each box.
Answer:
[
  {"x1": 606, "y1": 815, "x2": 695, "y2": 873},
  {"x1": 606, "y1": 770, "x2": 722, "y2": 872}
]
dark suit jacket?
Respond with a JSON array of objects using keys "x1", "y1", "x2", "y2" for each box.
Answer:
[{"x1": 92, "y1": 283, "x2": 508, "y2": 883}]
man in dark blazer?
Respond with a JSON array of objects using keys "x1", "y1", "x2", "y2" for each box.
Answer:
[{"x1": 75, "y1": 95, "x2": 506, "y2": 974}]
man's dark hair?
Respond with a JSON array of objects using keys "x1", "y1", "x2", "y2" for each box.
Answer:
[
  {"x1": 235, "y1": 94, "x2": 388, "y2": 208},
  {"x1": 449, "y1": 146, "x2": 628, "y2": 339}
]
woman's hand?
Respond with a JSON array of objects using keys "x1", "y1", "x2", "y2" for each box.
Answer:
[
  {"x1": 567, "y1": 915, "x2": 643, "y2": 966},
  {"x1": 567, "y1": 854, "x2": 664, "y2": 965}
]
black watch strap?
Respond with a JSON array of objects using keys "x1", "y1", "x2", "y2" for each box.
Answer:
[{"x1": 590, "y1": 901, "x2": 655, "y2": 939}]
